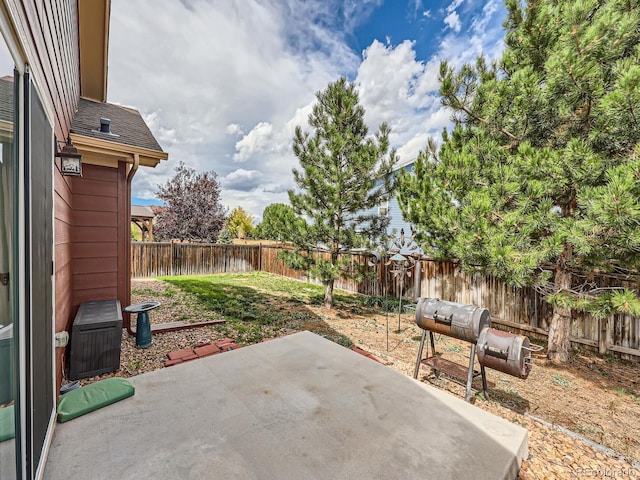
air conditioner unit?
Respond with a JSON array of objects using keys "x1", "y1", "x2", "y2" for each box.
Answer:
[{"x1": 68, "y1": 300, "x2": 122, "y2": 380}]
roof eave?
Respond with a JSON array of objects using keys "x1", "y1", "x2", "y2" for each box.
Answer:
[
  {"x1": 78, "y1": 0, "x2": 110, "y2": 102},
  {"x1": 70, "y1": 133, "x2": 168, "y2": 168}
]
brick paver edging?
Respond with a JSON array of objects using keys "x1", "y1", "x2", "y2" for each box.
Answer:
[{"x1": 165, "y1": 337, "x2": 387, "y2": 367}]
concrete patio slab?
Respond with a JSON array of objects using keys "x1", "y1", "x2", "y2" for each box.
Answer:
[{"x1": 44, "y1": 331, "x2": 527, "y2": 480}]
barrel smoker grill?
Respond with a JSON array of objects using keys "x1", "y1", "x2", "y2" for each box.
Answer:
[{"x1": 413, "y1": 298, "x2": 535, "y2": 402}]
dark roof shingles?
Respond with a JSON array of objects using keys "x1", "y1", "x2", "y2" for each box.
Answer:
[{"x1": 71, "y1": 98, "x2": 164, "y2": 152}]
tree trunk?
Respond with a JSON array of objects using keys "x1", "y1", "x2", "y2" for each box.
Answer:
[
  {"x1": 547, "y1": 266, "x2": 572, "y2": 363},
  {"x1": 324, "y1": 279, "x2": 334, "y2": 309}
]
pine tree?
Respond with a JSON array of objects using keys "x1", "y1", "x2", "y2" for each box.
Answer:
[
  {"x1": 216, "y1": 227, "x2": 233, "y2": 245},
  {"x1": 288, "y1": 77, "x2": 398, "y2": 308},
  {"x1": 398, "y1": 0, "x2": 640, "y2": 362},
  {"x1": 255, "y1": 203, "x2": 305, "y2": 243}
]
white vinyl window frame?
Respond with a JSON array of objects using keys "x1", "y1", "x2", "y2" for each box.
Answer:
[
  {"x1": 0, "y1": 5, "x2": 58, "y2": 478},
  {"x1": 378, "y1": 200, "x2": 389, "y2": 217}
]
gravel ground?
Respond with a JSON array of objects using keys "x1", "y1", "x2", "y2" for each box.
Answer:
[{"x1": 80, "y1": 278, "x2": 640, "y2": 480}]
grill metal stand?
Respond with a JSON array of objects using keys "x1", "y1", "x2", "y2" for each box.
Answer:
[{"x1": 413, "y1": 329, "x2": 489, "y2": 402}]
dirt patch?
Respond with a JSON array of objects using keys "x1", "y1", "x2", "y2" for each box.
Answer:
[
  {"x1": 83, "y1": 277, "x2": 639, "y2": 479},
  {"x1": 314, "y1": 307, "x2": 640, "y2": 459}
]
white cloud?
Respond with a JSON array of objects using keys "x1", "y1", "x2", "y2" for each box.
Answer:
[
  {"x1": 262, "y1": 184, "x2": 289, "y2": 194},
  {"x1": 110, "y1": 0, "x2": 361, "y2": 215},
  {"x1": 471, "y1": 0, "x2": 500, "y2": 33},
  {"x1": 111, "y1": 0, "x2": 507, "y2": 219},
  {"x1": 225, "y1": 123, "x2": 244, "y2": 136},
  {"x1": 437, "y1": 0, "x2": 505, "y2": 67},
  {"x1": 226, "y1": 38, "x2": 453, "y2": 177},
  {"x1": 221, "y1": 169, "x2": 264, "y2": 191},
  {"x1": 446, "y1": 0, "x2": 464, "y2": 13},
  {"x1": 355, "y1": 40, "x2": 447, "y2": 150},
  {"x1": 396, "y1": 133, "x2": 430, "y2": 165},
  {"x1": 444, "y1": 11, "x2": 461, "y2": 33},
  {"x1": 410, "y1": 0, "x2": 424, "y2": 17},
  {"x1": 233, "y1": 122, "x2": 276, "y2": 162},
  {"x1": 0, "y1": 46, "x2": 13, "y2": 77}
]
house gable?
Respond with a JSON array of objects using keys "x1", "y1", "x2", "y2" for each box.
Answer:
[{"x1": 70, "y1": 97, "x2": 167, "y2": 168}]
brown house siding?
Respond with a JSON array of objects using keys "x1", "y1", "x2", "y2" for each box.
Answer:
[
  {"x1": 6, "y1": 0, "x2": 80, "y2": 140},
  {"x1": 54, "y1": 161, "x2": 132, "y2": 390},
  {"x1": 8, "y1": 0, "x2": 155, "y2": 395},
  {"x1": 54, "y1": 167, "x2": 73, "y2": 390},
  {"x1": 71, "y1": 163, "x2": 121, "y2": 306},
  {"x1": 6, "y1": 0, "x2": 81, "y2": 393}
]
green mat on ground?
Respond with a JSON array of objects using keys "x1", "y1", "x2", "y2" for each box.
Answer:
[
  {"x1": 57, "y1": 378, "x2": 135, "y2": 423},
  {"x1": 0, "y1": 405, "x2": 15, "y2": 442}
]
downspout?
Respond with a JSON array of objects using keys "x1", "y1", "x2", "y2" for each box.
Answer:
[
  {"x1": 127, "y1": 153, "x2": 140, "y2": 189},
  {"x1": 125, "y1": 154, "x2": 139, "y2": 336}
]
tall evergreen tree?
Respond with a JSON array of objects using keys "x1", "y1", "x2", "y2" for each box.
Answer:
[
  {"x1": 398, "y1": 0, "x2": 640, "y2": 362},
  {"x1": 288, "y1": 77, "x2": 398, "y2": 308},
  {"x1": 255, "y1": 203, "x2": 305, "y2": 243}
]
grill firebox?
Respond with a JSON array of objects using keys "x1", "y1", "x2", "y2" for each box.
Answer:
[
  {"x1": 413, "y1": 298, "x2": 536, "y2": 401},
  {"x1": 415, "y1": 298, "x2": 491, "y2": 343},
  {"x1": 477, "y1": 327, "x2": 533, "y2": 379}
]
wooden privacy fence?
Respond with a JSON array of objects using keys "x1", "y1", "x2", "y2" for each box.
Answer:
[
  {"x1": 416, "y1": 261, "x2": 640, "y2": 360},
  {"x1": 131, "y1": 242, "x2": 260, "y2": 277},
  {"x1": 131, "y1": 242, "x2": 640, "y2": 360},
  {"x1": 258, "y1": 245, "x2": 386, "y2": 295},
  {"x1": 132, "y1": 243, "x2": 404, "y2": 295}
]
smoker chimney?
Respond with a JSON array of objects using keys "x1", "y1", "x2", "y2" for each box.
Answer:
[{"x1": 99, "y1": 117, "x2": 111, "y2": 134}]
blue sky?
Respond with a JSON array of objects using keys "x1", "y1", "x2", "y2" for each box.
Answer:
[{"x1": 109, "y1": 0, "x2": 507, "y2": 220}]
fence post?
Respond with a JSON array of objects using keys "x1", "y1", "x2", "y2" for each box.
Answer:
[
  {"x1": 172, "y1": 242, "x2": 179, "y2": 276},
  {"x1": 413, "y1": 258, "x2": 422, "y2": 300},
  {"x1": 129, "y1": 244, "x2": 640, "y2": 360},
  {"x1": 599, "y1": 316, "x2": 609, "y2": 355}
]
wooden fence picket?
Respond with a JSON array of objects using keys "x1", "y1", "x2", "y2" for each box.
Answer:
[{"x1": 131, "y1": 242, "x2": 640, "y2": 360}]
